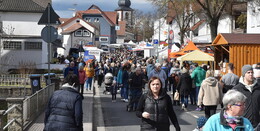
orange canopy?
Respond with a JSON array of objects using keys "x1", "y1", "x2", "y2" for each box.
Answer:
[{"x1": 169, "y1": 41, "x2": 199, "y2": 58}]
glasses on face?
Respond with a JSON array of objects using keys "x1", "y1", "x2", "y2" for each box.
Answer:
[{"x1": 232, "y1": 103, "x2": 245, "y2": 107}]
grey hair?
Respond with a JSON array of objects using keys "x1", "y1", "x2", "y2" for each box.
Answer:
[
  {"x1": 222, "y1": 90, "x2": 247, "y2": 108},
  {"x1": 155, "y1": 63, "x2": 161, "y2": 67}
]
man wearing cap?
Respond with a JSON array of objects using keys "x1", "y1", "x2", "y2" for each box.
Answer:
[{"x1": 233, "y1": 64, "x2": 260, "y2": 128}]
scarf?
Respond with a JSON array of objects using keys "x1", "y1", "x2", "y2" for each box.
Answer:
[{"x1": 223, "y1": 111, "x2": 242, "y2": 124}]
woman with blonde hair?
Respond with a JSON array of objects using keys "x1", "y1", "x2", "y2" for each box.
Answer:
[{"x1": 84, "y1": 62, "x2": 95, "y2": 91}]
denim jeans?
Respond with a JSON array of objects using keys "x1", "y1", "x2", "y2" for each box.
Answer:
[
  {"x1": 190, "y1": 88, "x2": 196, "y2": 105},
  {"x1": 121, "y1": 84, "x2": 129, "y2": 100},
  {"x1": 86, "y1": 77, "x2": 93, "y2": 90},
  {"x1": 181, "y1": 95, "x2": 189, "y2": 107},
  {"x1": 129, "y1": 89, "x2": 142, "y2": 109}
]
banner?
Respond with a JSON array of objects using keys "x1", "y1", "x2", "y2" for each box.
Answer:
[{"x1": 84, "y1": 51, "x2": 95, "y2": 62}]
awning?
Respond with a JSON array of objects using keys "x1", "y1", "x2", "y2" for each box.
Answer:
[{"x1": 177, "y1": 50, "x2": 214, "y2": 61}]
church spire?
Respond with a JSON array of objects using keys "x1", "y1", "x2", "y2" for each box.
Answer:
[{"x1": 115, "y1": 0, "x2": 133, "y2": 11}]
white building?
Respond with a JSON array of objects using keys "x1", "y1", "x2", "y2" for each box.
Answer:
[
  {"x1": 58, "y1": 17, "x2": 97, "y2": 57},
  {"x1": 0, "y1": 0, "x2": 51, "y2": 72},
  {"x1": 154, "y1": 1, "x2": 249, "y2": 48},
  {"x1": 247, "y1": 0, "x2": 260, "y2": 33}
]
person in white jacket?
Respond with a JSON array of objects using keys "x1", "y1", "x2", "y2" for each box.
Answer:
[{"x1": 197, "y1": 72, "x2": 223, "y2": 118}]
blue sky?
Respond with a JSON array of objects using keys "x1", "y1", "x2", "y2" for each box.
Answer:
[{"x1": 52, "y1": 0, "x2": 156, "y2": 18}]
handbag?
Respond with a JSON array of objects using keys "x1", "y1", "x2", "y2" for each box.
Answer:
[{"x1": 173, "y1": 90, "x2": 180, "y2": 101}]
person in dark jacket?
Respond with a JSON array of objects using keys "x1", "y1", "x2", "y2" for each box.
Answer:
[
  {"x1": 233, "y1": 64, "x2": 260, "y2": 128},
  {"x1": 63, "y1": 61, "x2": 78, "y2": 78},
  {"x1": 44, "y1": 74, "x2": 83, "y2": 131},
  {"x1": 176, "y1": 68, "x2": 192, "y2": 111},
  {"x1": 136, "y1": 76, "x2": 181, "y2": 131},
  {"x1": 128, "y1": 67, "x2": 146, "y2": 111}
]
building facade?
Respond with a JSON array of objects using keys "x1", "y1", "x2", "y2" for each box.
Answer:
[{"x1": 0, "y1": 0, "x2": 50, "y2": 72}]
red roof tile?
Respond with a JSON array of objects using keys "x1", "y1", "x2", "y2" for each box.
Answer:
[
  {"x1": 59, "y1": 18, "x2": 70, "y2": 23},
  {"x1": 75, "y1": 5, "x2": 116, "y2": 26},
  {"x1": 104, "y1": 11, "x2": 117, "y2": 25},
  {"x1": 61, "y1": 23, "x2": 83, "y2": 34}
]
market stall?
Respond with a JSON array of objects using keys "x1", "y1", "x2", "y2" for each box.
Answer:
[
  {"x1": 177, "y1": 50, "x2": 214, "y2": 68},
  {"x1": 169, "y1": 41, "x2": 199, "y2": 58},
  {"x1": 212, "y1": 33, "x2": 260, "y2": 76}
]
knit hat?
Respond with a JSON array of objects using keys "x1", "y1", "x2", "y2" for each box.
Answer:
[
  {"x1": 242, "y1": 65, "x2": 253, "y2": 76},
  {"x1": 197, "y1": 116, "x2": 208, "y2": 129}
]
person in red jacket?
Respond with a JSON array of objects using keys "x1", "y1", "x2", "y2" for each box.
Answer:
[{"x1": 78, "y1": 66, "x2": 86, "y2": 95}]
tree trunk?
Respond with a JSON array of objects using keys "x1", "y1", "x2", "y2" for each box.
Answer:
[
  {"x1": 180, "y1": 31, "x2": 185, "y2": 47},
  {"x1": 209, "y1": 19, "x2": 218, "y2": 42}
]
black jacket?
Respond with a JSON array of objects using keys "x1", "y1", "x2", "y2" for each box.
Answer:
[
  {"x1": 136, "y1": 90, "x2": 180, "y2": 131},
  {"x1": 129, "y1": 73, "x2": 145, "y2": 89},
  {"x1": 176, "y1": 73, "x2": 192, "y2": 96},
  {"x1": 44, "y1": 85, "x2": 83, "y2": 131},
  {"x1": 233, "y1": 81, "x2": 260, "y2": 128}
]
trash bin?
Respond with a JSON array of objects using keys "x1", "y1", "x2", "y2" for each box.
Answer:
[
  {"x1": 44, "y1": 73, "x2": 56, "y2": 85},
  {"x1": 29, "y1": 74, "x2": 41, "y2": 94}
]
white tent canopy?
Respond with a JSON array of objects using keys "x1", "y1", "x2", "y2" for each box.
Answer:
[
  {"x1": 110, "y1": 43, "x2": 123, "y2": 48},
  {"x1": 177, "y1": 50, "x2": 214, "y2": 69},
  {"x1": 177, "y1": 50, "x2": 214, "y2": 61},
  {"x1": 83, "y1": 47, "x2": 104, "y2": 52},
  {"x1": 124, "y1": 40, "x2": 136, "y2": 47}
]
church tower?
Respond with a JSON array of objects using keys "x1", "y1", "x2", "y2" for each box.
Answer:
[{"x1": 115, "y1": 0, "x2": 133, "y2": 26}]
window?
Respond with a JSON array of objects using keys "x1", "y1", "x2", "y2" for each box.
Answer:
[
  {"x1": 75, "y1": 30, "x2": 82, "y2": 36},
  {"x1": 83, "y1": 30, "x2": 90, "y2": 36},
  {"x1": 85, "y1": 18, "x2": 91, "y2": 22},
  {"x1": 24, "y1": 42, "x2": 42, "y2": 50},
  {"x1": 3, "y1": 41, "x2": 22, "y2": 50},
  {"x1": 125, "y1": 12, "x2": 129, "y2": 20},
  {"x1": 193, "y1": 29, "x2": 198, "y2": 36},
  {"x1": 94, "y1": 18, "x2": 99, "y2": 22},
  {"x1": 99, "y1": 37, "x2": 108, "y2": 42}
]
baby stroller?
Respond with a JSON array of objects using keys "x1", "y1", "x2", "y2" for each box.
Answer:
[{"x1": 103, "y1": 73, "x2": 114, "y2": 94}]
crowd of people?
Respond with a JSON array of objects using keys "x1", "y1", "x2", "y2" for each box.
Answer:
[{"x1": 44, "y1": 47, "x2": 260, "y2": 131}]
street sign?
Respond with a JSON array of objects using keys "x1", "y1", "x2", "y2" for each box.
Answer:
[
  {"x1": 38, "y1": 3, "x2": 60, "y2": 25},
  {"x1": 153, "y1": 39, "x2": 159, "y2": 44},
  {"x1": 41, "y1": 26, "x2": 58, "y2": 43},
  {"x1": 115, "y1": 26, "x2": 120, "y2": 30}
]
